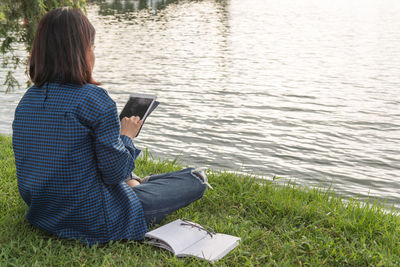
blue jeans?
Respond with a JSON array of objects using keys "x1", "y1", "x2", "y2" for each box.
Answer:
[{"x1": 132, "y1": 168, "x2": 208, "y2": 225}]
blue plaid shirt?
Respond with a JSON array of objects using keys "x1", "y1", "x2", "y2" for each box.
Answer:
[{"x1": 12, "y1": 82, "x2": 148, "y2": 245}]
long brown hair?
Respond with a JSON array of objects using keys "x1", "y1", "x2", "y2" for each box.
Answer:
[{"x1": 28, "y1": 7, "x2": 99, "y2": 87}]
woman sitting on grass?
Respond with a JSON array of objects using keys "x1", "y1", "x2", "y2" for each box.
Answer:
[{"x1": 12, "y1": 7, "x2": 209, "y2": 245}]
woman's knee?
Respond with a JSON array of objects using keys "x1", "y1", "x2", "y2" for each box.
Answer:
[{"x1": 190, "y1": 168, "x2": 213, "y2": 191}]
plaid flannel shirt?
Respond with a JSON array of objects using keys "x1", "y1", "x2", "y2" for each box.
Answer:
[{"x1": 12, "y1": 82, "x2": 148, "y2": 245}]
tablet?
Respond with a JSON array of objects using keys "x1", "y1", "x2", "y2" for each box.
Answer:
[{"x1": 119, "y1": 93, "x2": 157, "y2": 121}]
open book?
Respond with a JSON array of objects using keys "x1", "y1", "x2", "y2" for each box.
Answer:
[{"x1": 144, "y1": 219, "x2": 240, "y2": 262}]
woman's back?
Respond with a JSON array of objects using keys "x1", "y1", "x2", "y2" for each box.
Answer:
[{"x1": 13, "y1": 81, "x2": 148, "y2": 245}]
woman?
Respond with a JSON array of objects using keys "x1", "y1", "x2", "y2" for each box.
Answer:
[{"x1": 12, "y1": 7, "x2": 209, "y2": 245}]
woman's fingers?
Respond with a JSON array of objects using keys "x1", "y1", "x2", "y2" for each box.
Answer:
[
  {"x1": 129, "y1": 116, "x2": 140, "y2": 123},
  {"x1": 120, "y1": 116, "x2": 143, "y2": 139}
]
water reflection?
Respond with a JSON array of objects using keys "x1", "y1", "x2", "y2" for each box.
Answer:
[{"x1": 92, "y1": 0, "x2": 179, "y2": 15}]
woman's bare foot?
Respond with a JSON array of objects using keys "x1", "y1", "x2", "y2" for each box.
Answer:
[{"x1": 126, "y1": 179, "x2": 141, "y2": 187}]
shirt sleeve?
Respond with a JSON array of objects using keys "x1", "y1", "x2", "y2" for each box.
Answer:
[
  {"x1": 93, "y1": 104, "x2": 140, "y2": 185},
  {"x1": 120, "y1": 134, "x2": 141, "y2": 160}
]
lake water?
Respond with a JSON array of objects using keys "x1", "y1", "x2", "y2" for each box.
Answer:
[{"x1": 1, "y1": 0, "x2": 399, "y2": 207}]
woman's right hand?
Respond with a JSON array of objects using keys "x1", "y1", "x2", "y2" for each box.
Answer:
[{"x1": 120, "y1": 116, "x2": 143, "y2": 139}]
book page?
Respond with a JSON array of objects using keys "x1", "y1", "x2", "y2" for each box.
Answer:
[
  {"x1": 179, "y1": 233, "x2": 240, "y2": 262},
  {"x1": 145, "y1": 237, "x2": 174, "y2": 252},
  {"x1": 144, "y1": 219, "x2": 209, "y2": 254}
]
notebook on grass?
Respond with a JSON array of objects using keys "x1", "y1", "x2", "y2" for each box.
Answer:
[{"x1": 144, "y1": 219, "x2": 240, "y2": 262}]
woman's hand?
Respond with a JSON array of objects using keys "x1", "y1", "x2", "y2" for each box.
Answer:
[{"x1": 120, "y1": 116, "x2": 143, "y2": 139}]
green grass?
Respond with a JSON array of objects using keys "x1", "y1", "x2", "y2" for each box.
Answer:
[{"x1": 1, "y1": 134, "x2": 400, "y2": 266}]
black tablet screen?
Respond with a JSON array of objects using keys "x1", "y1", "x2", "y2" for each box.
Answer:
[{"x1": 119, "y1": 97, "x2": 153, "y2": 120}]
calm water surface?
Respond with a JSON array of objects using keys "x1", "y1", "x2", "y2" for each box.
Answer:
[{"x1": 1, "y1": 0, "x2": 399, "y2": 207}]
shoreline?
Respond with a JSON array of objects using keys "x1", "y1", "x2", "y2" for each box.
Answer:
[{"x1": 1, "y1": 134, "x2": 399, "y2": 265}]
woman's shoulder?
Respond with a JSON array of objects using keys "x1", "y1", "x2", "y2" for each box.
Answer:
[
  {"x1": 83, "y1": 83, "x2": 109, "y2": 94},
  {"x1": 72, "y1": 83, "x2": 117, "y2": 122},
  {"x1": 80, "y1": 83, "x2": 115, "y2": 109},
  {"x1": 83, "y1": 83, "x2": 111, "y2": 99}
]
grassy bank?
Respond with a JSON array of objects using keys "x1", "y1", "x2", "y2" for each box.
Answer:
[{"x1": 1, "y1": 135, "x2": 400, "y2": 266}]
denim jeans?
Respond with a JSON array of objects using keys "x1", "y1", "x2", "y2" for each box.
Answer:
[{"x1": 132, "y1": 168, "x2": 208, "y2": 225}]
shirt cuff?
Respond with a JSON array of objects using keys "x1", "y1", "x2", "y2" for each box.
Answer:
[{"x1": 120, "y1": 135, "x2": 141, "y2": 160}]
